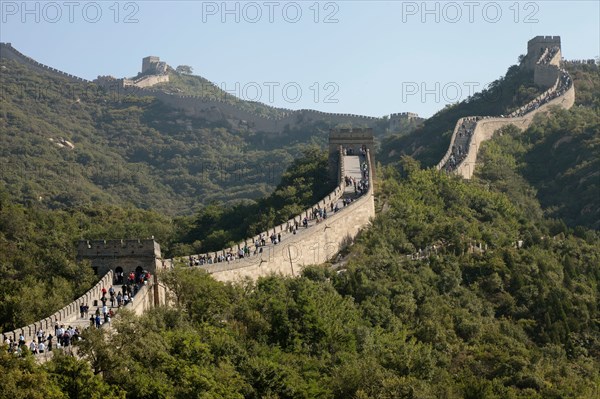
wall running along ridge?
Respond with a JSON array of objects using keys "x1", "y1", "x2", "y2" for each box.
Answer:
[
  {"x1": 0, "y1": 42, "x2": 386, "y2": 133},
  {"x1": 436, "y1": 38, "x2": 575, "y2": 179},
  {"x1": 170, "y1": 149, "x2": 375, "y2": 283},
  {"x1": 0, "y1": 37, "x2": 576, "y2": 341}
]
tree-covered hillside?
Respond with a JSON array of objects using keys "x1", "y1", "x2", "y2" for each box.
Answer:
[
  {"x1": 0, "y1": 59, "x2": 327, "y2": 215},
  {"x1": 3, "y1": 163, "x2": 598, "y2": 398},
  {"x1": 474, "y1": 61, "x2": 600, "y2": 229},
  {"x1": 1, "y1": 47, "x2": 598, "y2": 399},
  {"x1": 379, "y1": 61, "x2": 542, "y2": 167},
  {"x1": 154, "y1": 72, "x2": 289, "y2": 119}
]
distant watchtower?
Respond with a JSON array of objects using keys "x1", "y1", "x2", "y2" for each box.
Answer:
[
  {"x1": 77, "y1": 239, "x2": 162, "y2": 278},
  {"x1": 328, "y1": 128, "x2": 375, "y2": 182},
  {"x1": 524, "y1": 36, "x2": 562, "y2": 88},
  {"x1": 142, "y1": 56, "x2": 168, "y2": 75}
]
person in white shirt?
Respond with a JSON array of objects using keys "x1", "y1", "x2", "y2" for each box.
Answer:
[
  {"x1": 38, "y1": 342, "x2": 45, "y2": 353},
  {"x1": 29, "y1": 341, "x2": 37, "y2": 354}
]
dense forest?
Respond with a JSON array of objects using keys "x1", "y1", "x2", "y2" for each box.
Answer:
[
  {"x1": 2, "y1": 163, "x2": 598, "y2": 398},
  {"x1": 0, "y1": 59, "x2": 327, "y2": 215},
  {"x1": 0, "y1": 148, "x2": 332, "y2": 331},
  {"x1": 1, "y1": 48, "x2": 599, "y2": 398}
]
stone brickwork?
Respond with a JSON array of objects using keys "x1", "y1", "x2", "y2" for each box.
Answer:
[
  {"x1": 1, "y1": 271, "x2": 113, "y2": 344},
  {"x1": 328, "y1": 128, "x2": 375, "y2": 181},
  {"x1": 77, "y1": 239, "x2": 162, "y2": 277},
  {"x1": 389, "y1": 112, "x2": 424, "y2": 132},
  {"x1": 437, "y1": 36, "x2": 575, "y2": 179},
  {"x1": 176, "y1": 148, "x2": 375, "y2": 283}
]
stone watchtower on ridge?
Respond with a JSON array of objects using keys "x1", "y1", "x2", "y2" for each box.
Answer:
[
  {"x1": 142, "y1": 56, "x2": 168, "y2": 75},
  {"x1": 525, "y1": 36, "x2": 562, "y2": 88},
  {"x1": 77, "y1": 239, "x2": 162, "y2": 279},
  {"x1": 328, "y1": 128, "x2": 375, "y2": 182}
]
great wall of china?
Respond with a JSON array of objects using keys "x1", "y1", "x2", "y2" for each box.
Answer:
[
  {"x1": 1, "y1": 36, "x2": 577, "y2": 348},
  {"x1": 437, "y1": 36, "x2": 575, "y2": 179},
  {"x1": 0, "y1": 42, "x2": 422, "y2": 134}
]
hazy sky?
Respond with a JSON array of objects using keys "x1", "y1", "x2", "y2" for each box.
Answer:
[{"x1": 2, "y1": 1, "x2": 598, "y2": 117}]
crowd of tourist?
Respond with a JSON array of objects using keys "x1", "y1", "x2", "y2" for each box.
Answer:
[
  {"x1": 3, "y1": 269, "x2": 152, "y2": 357},
  {"x1": 3, "y1": 323, "x2": 83, "y2": 356},
  {"x1": 509, "y1": 69, "x2": 571, "y2": 118},
  {"x1": 442, "y1": 118, "x2": 477, "y2": 171},
  {"x1": 537, "y1": 46, "x2": 560, "y2": 65},
  {"x1": 186, "y1": 146, "x2": 371, "y2": 267},
  {"x1": 442, "y1": 47, "x2": 573, "y2": 173}
]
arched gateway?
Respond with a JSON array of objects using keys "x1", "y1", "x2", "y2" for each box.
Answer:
[
  {"x1": 328, "y1": 128, "x2": 375, "y2": 182},
  {"x1": 76, "y1": 239, "x2": 162, "y2": 282}
]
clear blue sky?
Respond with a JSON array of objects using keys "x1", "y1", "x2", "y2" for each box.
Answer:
[{"x1": 1, "y1": 1, "x2": 598, "y2": 117}]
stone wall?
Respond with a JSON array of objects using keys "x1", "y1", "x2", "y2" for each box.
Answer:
[
  {"x1": 1, "y1": 271, "x2": 113, "y2": 343},
  {"x1": 199, "y1": 151, "x2": 375, "y2": 283},
  {"x1": 437, "y1": 36, "x2": 575, "y2": 179},
  {"x1": 126, "y1": 74, "x2": 170, "y2": 88},
  {"x1": 77, "y1": 239, "x2": 162, "y2": 277},
  {"x1": 113, "y1": 85, "x2": 384, "y2": 133},
  {"x1": 122, "y1": 282, "x2": 155, "y2": 316},
  {"x1": 454, "y1": 84, "x2": 575, "y2": 179},
  {"x1": 0, "y1": 42, "x2": 417, "y2": 134},
  {"x1": 174, "y1": 156, "x2": 350, "y2": 269},
  {"x1": 0, "y1": 43, "x2": 89, "y2": 83}
]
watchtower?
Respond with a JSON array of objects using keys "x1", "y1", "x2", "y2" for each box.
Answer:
[
  {"x1": 328, "y1": 128, "x2": 375, "y2": 182},
  {"x1": 77, "y1": 239, "x2": 162, "y2": 279},
  {"x1": 525, "y1": 36, "x2": 561, "y2": 70},
  {"x1": 142, "y1": 56, "x2": 168, "y2": 75}
]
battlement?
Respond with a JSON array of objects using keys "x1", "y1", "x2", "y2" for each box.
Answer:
[
  {"x1": 390, "y1": 112, "x2": 420, "y2": 119},
  {"x1": 78, "y1": 239, "x2": 160, "y2": 253},
  {"x1": 77, "y1": 239, "x2": 162, "y2": 276},
  {"x1": 0, "y1": 42, "x2": 89, "y2": 83},
  {"x1": 142, "y1": 56, "x2": 168, "y2": 75}
]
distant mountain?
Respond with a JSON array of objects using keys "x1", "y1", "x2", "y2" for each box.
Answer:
[
  {"x1": 0, "y1": 45, "x2": 421, "y2": 214},
  {"x1": 0, "y1": 57, "x2": 316, "y2": 215}
]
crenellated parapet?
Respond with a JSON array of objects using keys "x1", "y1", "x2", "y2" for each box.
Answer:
[
  {"x1": 0, "y1": 42, "x2": 89, "y2": 83},
  {"x1": 76, "y1": 239, "x2": 162, "y2": 277},
  {"x1": 1, "y1": 271, "x2": 113, "y2": 345},
  {"x1": 167, "y1": 129, "x2": 375, "y2": 282},
  {"x1": 437, "y1": 36, "x2": 575, "y2": 179}
]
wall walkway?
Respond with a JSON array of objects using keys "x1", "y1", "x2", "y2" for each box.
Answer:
[
  {"x1": 436, "y1": 46, "x2": 575, "y2": 179},
  {"x1": 170, "y1": 150, "x2": 375, "y2": 282},
  {"x1": 2, "y1": 271, "x2": 114, "y2": 344}
]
